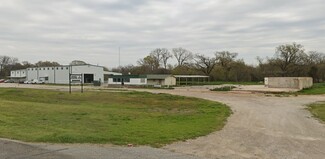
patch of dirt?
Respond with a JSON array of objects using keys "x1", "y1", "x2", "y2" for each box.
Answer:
[{"x1": 154, "y1": 88, "x2": 325, "y2": 159}]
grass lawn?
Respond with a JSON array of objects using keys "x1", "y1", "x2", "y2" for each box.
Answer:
[
  {"x1": 307, "y1": 102, "x2": 325, "y2": 123},
  {"x1": 0, "y1": 88, "x2": 230, "y2": 147},
  {"x1": 299, "y1": 83, "x2": 325, "y2": 95}
]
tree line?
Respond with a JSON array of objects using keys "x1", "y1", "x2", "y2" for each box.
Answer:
[
  {"x1": 112, "y1": 42, "x2": 325, "y2": 82},
  {"x1": 0, "y1": 57, "x2": 61, "y2": 78},
  {"x1": 2, "y1": 42, "x2": 325, "y2": 82}
]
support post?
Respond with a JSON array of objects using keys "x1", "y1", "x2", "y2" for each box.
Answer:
[
  {"x1": 69, "y1": 67, "x2": 71, "y2": 94},
  {"x1": 81, "y1": 74, "x2": 83, "y2": 93}
]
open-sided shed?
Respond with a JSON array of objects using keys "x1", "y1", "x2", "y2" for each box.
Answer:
[{"x1": 174, "y1": 75, "x2": 209, "y2": 85}]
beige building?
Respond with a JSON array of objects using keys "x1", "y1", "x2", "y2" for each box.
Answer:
[
  {"x1": 146, "y1": 75, "x2": 176, "y2": 86},
  {"x1": 264, "y1": 77, "x2": 313, "y2": 90}
]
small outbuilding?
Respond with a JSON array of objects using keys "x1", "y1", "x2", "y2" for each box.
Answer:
[
  {"x1": 146, "y1": 74, "x2": 176, "y2": 86},
  {"x1": 264, "y1": 77, "x2": 313, "y2": 90},
  {"x1": 174, "y1": 75, "x2": 209, "y2": 85}
]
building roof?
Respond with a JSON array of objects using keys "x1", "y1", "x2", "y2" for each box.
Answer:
[
  {"x1": 174, "y1": 75, "x2": 209, "y2": 78},
  {"x1": 108, "y1": 74, "x2": 174, "y2": 79},
  {"x1": 104, "y1": 71, "x2": 122, "y2": 75},
  {"x1": 108, "y1": 75, "x2": 147, "y2": 78},
  {"x1": 25, "y1": 64, "x2": 105, "y2": 69},
  {"x1": 146, "y1": 74, "x2": 174, "y2": 80}
]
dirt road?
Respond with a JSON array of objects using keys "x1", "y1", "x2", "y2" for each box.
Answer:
[
  {"x1": 149, "y1": 88, "x2": 325, "y2": 159},
  {"x1": 0, "y1": 84, "x2": 324, "y2": 159}
]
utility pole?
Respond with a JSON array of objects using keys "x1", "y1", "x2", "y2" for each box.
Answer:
[{"x1": 119, "y1": 47, "x2": 121, "y2": 67}]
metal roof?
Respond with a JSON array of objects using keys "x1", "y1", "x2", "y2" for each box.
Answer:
[
  {"x1": 146, "y1": 74, "x2": 174, "y2": 80},
  {"x1": 108, "y1": 75, "x2": 147, "y2": 78},
  {"x1": 104, "y1": 71, "x2": 122, "y2": 75},
  {"x1": 108, "y1": 74, "x2": 175, "y2": 79},
  {"x1": 174, "y1": 75, "x2": 209, "y2": 78}
]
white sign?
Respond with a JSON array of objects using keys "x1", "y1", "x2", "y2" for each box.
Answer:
[{"x1": 71, "y1": 74, "x2": 82, "y2": 82}]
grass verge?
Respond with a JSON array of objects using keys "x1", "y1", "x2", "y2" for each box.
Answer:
[
  {"x1": 0, "y1": 88, "x2": 230, "y2": 147},
  {"x1": 307, "y1": 102, "x2": 325, "y2": 123},
  {"x1": 298, "y1": 83, "x2": 325, "y2": 95}
]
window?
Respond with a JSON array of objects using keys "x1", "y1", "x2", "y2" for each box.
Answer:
[
  {"x1": 113, "y1": 78, "x2": 117, "y2": 82},
  {"x1": 47, "y1": 68, "x2": 50, "y2": 70},
  {"x1": 22, "y1": 72, "x2": 25, "y2": 74},
  {"x1": 56, "y1": 67, "x2": 59, "y2": 70},
  {"x1": 117, "y1": 78, "x2": 121, "y2": 82},
  {"x1": 140, "y1": 78, "x2": 145, "y2": 83},
  {"x1": 31, "y1": 68, "x2": 33, "y2": 71},
  {"x1": 45, "y1": 77, "x2": 49, "y2": 80},
  {"x1": 52, "y1": 67, "x2": 54, "y2": 70},
  {"x1": 66, "y1": 67, "x2": 68, "y2": 70},
  {"x1": 61, "y1": 67, "x2": 63, "y2": 70},
  {"x1": 124, "y1": 78, "x2": 130, "y2": 82}
]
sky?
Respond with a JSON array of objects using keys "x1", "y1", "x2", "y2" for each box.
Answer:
[{"x1": 1, "y1": 0, "x2": 325, "y2": 68}]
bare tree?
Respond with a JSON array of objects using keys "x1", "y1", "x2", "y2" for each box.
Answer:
[
  {"x1": 70, "y1": 60, "x2": 87, "y2": 65},
  {"x1": 215, "y1": 51, "x2": 238, "y2": 80},
  {"x1": 215, "y1": 51, "x2": 238, "y2": 67},
  {"x1": 137, "y1": 55, "x2": 159, "y2": 71},
  {"x1": 306, "y1": 51, "x2": 325, "y2": 65},
  {"x1": 194, "y1": 54, "x2": 217, "y2": 76},
  {"x1": 173, "y1": 47, "x2": 193, "y2": 66},
  {"x1": 161, "y1": 50, "x2": 172, "y2": 69},
  {"x1": 149, "y1": 48, "x2": 163, "y2": 67},
  {"x1": 0, "y1": 55, "x2": 18, "y2": 78},
  {"x1": 35, "y1": 61, "x2": 60, "y2": 67},
  {"x1": 22, "y1": 61, "x2": 33, "y2": 68},
  {"x1": 274, "y1": 42, "x2": 306, "y2": 76}
]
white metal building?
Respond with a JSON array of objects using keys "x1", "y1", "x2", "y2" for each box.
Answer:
[{"x1": 10, "y1": 64, "x2": 118, "y2": 84}]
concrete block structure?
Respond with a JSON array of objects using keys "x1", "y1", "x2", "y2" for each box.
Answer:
[{"x1": 264, "y1": 77, "x2": 313, "y2": 90}]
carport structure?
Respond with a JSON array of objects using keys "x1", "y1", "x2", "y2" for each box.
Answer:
[{"x1": 174, "y1": 75, "x2": 209, "y2": 85}]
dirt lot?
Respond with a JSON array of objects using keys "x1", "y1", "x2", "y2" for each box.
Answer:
[
  {"x1": 0, "y1": 83, "x2": 325, "y2": 159},
  {"x1": 153, "y1": 88, "x2": 325, "y2": 159}
]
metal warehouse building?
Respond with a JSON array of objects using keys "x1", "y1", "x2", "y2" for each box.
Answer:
[{"x1": 10, "y1": 64, "x2": 120, "y2": 84}]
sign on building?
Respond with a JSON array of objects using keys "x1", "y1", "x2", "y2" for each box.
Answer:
[{"x1": 70, "y1": 74, "x2": 82, "y2": 83}]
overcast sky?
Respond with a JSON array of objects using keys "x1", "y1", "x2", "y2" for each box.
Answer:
[{"x1": 1, "y1": 0, "x2": 324, "y2": 68}]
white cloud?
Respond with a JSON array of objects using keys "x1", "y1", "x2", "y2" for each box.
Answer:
[{"x1": 0, "y1": 0, "x2": 324, "y2": 68}]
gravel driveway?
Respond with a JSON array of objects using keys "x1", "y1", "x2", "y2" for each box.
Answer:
[
  {"x1": 0, "y1": 84, "x2": 324, "y2": 159},
  {"x1": 153, "y1": 88, "x2": 325, "y2": 159}
]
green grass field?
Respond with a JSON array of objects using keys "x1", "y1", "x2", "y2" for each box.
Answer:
[
  {"x1": 307, "y1": 102, "x2": 325, "y2": 123},
  {"x1": 299, "y1": 83, "x2": 325, "y2": 95},
  {"x1": 0, "y1": 88, "x2": 230, "y2": 147}
]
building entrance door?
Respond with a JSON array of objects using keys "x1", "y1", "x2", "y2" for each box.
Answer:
[{"x1": 84, "y1": 74, "x2": 94, "y2": 83}]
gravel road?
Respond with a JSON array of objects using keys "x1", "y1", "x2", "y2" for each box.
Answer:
[
  {"x1": 0, "y1": 139, "x2": 203, "y2": 159},
  {"x1": 153, "y1": 88, "x2": 325, "y2": 159},
  {"x1": 0, "y1": 84, "x2": 324, "y2": 159}
]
